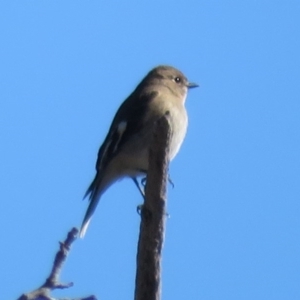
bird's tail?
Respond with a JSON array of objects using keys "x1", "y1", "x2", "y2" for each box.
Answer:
[{"x1": 79, "y1": 173, "x2": 103, "y2": 238}]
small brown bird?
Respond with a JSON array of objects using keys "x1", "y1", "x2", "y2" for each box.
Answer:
[{"x1": 80, "y1": 65, "x2": 198, "y2": 237}]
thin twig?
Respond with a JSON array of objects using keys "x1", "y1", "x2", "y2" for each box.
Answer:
[{"x1": 17, "y1": 227, "x2": 96, "y2": 300}]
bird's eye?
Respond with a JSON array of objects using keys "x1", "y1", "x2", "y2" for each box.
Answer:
[{"x1": 174, "y1": 76, "x2": 181, "y2": 83}]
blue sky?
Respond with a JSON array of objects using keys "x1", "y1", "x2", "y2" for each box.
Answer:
[{"x1": 1, "y1": 1, "x2": 300, "y2": 299}]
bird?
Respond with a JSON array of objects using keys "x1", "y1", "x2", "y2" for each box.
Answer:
[{"x1": 79, "y1": 65, "x2": 198, "y2": 237}]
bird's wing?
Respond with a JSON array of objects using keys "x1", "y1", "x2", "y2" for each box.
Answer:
[{"x1": 95, "y1": 90, "x2": 158, "y2": 173}]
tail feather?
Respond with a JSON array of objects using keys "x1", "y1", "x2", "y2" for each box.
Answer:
[
  {"x1": 79, "y1": 218, "x2": 92, "y2": 238},
  {"x1": 83, "y1": 179, "x2": 96, "y2": 200},
  {"x1": 79, "y1": 174, "x2": 103, "y2": 238}
]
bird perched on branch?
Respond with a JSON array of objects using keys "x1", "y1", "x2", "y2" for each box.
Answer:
[{"x1": 80, "y1": 65, "x2": 198, "y2": 237}]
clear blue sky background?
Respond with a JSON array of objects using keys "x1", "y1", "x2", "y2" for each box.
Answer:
[{"x1": 1, "y1": 1, "x2": 299, "y2": 299}]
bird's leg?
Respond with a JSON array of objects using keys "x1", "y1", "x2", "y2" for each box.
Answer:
[
  {"x1": 133, "y1": 176, "x2": 172, "y2": 217},
  {"x1": 132, "y1": 177, "x2": 145, "y2": 214},
  {"x1": 168, "y1": 174, "x2": 175, "y2": 189},
  {"x1": 141, "y1": 177, "x2": 147, "y2": 187},
  {"x1": 132, "y1": 177, "x2": 145, "y2": 198},
  {"x1": 132, "y1": 171, "x2": 148, "y2": 214}
]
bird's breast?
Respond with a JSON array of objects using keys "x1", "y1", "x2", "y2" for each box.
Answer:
[{"x1": 168, "y1": 106, "x2": 188, "y2": 160}]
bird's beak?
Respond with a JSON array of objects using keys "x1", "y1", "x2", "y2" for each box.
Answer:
[{"x1": 187, "y1": 82, "x2": 199, "y2": 89}]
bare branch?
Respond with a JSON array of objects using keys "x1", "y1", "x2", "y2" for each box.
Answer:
[
  {"x1": 134, "y1": 113, "x2": 171, "y2": 300},
  {"x1": 17, "y1": 227, "x2": 96, "y2": 300}
]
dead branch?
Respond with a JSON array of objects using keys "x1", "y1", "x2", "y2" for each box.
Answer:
[
  {"x1": 17, "y1": 227, "x2": 96, "y2": 300},
  {"x1": 134, "y1": 113, "x2": 171, "y2": 300}
]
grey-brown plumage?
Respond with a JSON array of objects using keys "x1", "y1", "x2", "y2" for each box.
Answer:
[{"x1": 80, "y1": 65, "x2": 198, "y2": 237}]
